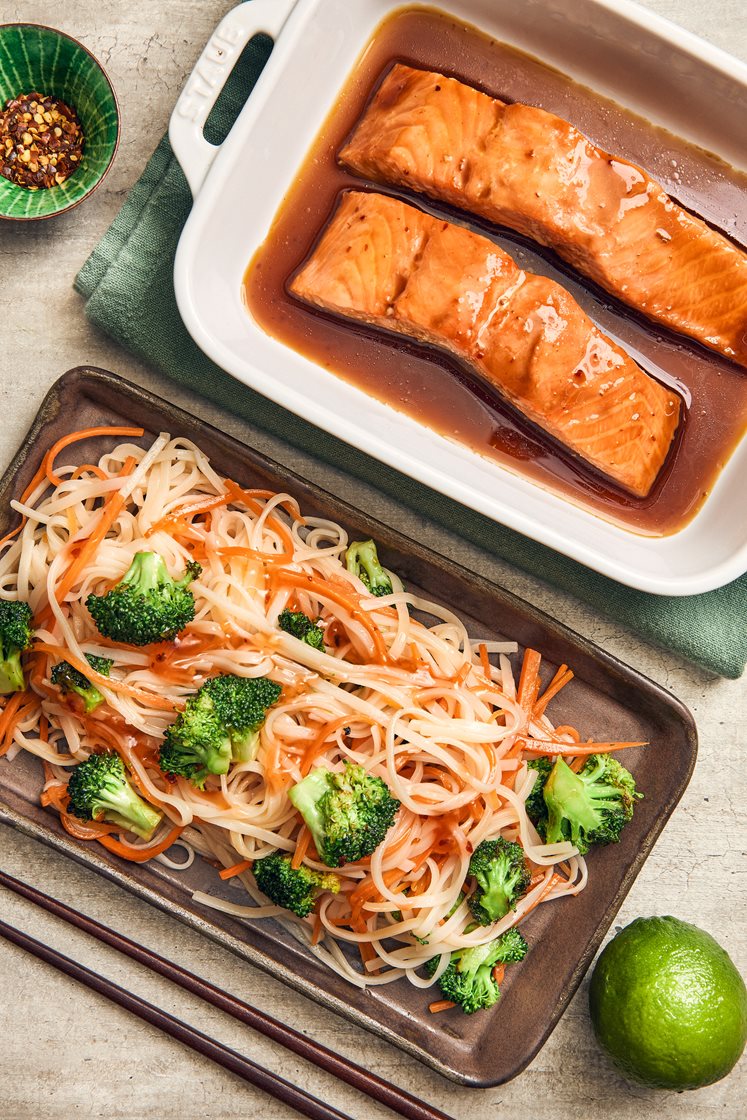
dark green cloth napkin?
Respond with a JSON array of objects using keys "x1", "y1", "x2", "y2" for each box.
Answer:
[{"x1": 74, "y1": 32, "x2": 746, "y2": 679}]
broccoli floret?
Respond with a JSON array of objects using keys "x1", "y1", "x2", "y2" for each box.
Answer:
[
  {"x1": 66, "y1": 752, "x2": 163, "y2": 840},
  {"x1": 159, "y1": 691, "x2": 230, "y2": 788},
  {"x1": 425, "y1": 928, "x2": 528, "y2": 1014},
  {"x1": 345, "y1": 539, "x2": 393, "y2": 597},
  {"x1": 159, "y1": 674, "x2": 281, "y2": 786},
  {"x1": 524, "y1": 757, "x2": 552, "y2": 834},
  {"x1": 541, "y1": 754, "x2": 642, "y2": 855},
  {"x1": 277, "y1": 608, "x2": 325, "y2": 651},
  {"x1": 199, "y1": 673, "x2": 282, "y2": 761},
  {"x1": 468, "y1": 838, "x2": 531, "y2": 926},
  {"x1": 252, "y1": 850, "x2": 341, "y2": 918},
  {"x1": 86, "y1": 551, "x2": 201, "y2": 646},
  {"x1": 288, "y1": 761, "x2": 400, "y2": 868},
  {"x1": 0, "y1": 598, "x2": 33, "y2": 694},
  {"x1": 51, "y1": 654, "x2": 113, "y2": 713}
]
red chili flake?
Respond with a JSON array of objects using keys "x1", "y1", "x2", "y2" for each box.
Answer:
[{"x1": 0, "y1": 91, "x2": 84, "y2": 190}]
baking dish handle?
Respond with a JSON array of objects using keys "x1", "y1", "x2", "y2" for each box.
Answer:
[{"x1": 169, "y1": 0, "x2": 297, "y2": 198}]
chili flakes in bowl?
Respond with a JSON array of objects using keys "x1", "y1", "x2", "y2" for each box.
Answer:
[{"x1": 0, "y1": 92, "x2": 84, "y2": 190}]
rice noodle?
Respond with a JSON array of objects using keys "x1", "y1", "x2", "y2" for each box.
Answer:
[{"x1": 0, "y1": 432, "x2": 611, "y2": 994}]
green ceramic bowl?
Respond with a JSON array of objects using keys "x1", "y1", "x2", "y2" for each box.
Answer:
[{"x1": 0, "y1": 23, "x2": 119, "y2": 220}]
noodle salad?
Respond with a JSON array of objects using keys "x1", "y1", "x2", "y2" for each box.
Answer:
[{"x1": 0, "y1": 427, "x2": 645, "y2": 1014}]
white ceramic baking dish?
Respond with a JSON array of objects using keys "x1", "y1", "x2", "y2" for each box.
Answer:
[{"x1": 170, "y1": 0, "x2": 747, "y2": 595}]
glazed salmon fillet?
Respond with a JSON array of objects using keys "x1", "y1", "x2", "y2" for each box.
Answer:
[
  {"x1": 340, "y1": 65, "x2": 747, "y2": 368},
  {"x1": 291, "y1": 192, "x2": 680, "y2": 496}
]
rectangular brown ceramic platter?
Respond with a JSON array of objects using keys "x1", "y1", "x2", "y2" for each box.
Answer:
[{"x1": 0, "y1": 367, "x2": 697, "y2": 1086}]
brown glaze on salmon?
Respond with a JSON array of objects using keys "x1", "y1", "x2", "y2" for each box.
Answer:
[
  {"x1": 340, "y1": 64, "x2": 747, "y2": 368},
  {"x1": 291, "y1": 192, "x2": 680, "y2": 496}
]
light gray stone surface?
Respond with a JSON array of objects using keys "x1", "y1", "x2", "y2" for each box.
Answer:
[{"x1": 0, "y1": 2, "x2": 744, "y2": 1117}]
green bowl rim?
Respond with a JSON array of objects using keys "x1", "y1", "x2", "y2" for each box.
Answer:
[{"x1": 0, "y1": 21, "x2": 120, "y2": 222}]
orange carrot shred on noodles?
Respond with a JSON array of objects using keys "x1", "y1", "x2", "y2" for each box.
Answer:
[
  {"x1": 521, "y1": 738, "x2": 647, "y2": 756},
  {"x1": 0, "y1": 691, "x2": 36, "y2": 755},
  {"x1": 40, "y1": 783, "x2": 67, "y2": 810},
  {"x1": 71, "y1": 463, "x2": 110, "y2": 481},
  {"x1": 300, "y1": 715, "x2": 362, "y2": 775},
  {"x1": 291, "y1": 825, "x2": 311, "y2": 869},
  {"x1": 146, "y1": 491, "x2": 233, "y2": 536},
  {"x1": 517, "y1": 873, "x2": 563, "y2": 922},
  {"x1": 97, "y1": 823, "x2": 183, "y2": 863},
  {"x1": 219, "y1": 859, "x2": 253, "y2": 881},
  {"x1": 517, "y1": 648, "x2": 542, "y2": 716},
  {"x1": 44, "y1": 426, "x2": 144, "y2": 488},
  {"x1": 34, "y1": 643, "x2": 178, "y2": 713},
  {"x1": 54, "y1": 455, "x2": 137, "y2": 604},
  {"x1": 0, "y1": 456, "x2": 56, "y2": 550},
  {"x1": 60, "y1": 811, "x2": 120, "y2": 841},
  {"x1": 0, "y1": 428, "x2": 130, "y2": 550},
  {"x1": 478, "y1": 642, "x2": 491, "y2": 679},
  {"x1": 311, "y1": 909, "x2": 324, "y2": 945},
  {"x1": 533, "y1": 664, "x2": 574, "y2": 719},
  {"x1": 553, "y1": 724, "x2": 581, "y2": 742}
]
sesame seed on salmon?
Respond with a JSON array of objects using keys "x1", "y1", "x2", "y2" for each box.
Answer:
[
  {"x1": 290, "y1": 191, "x2": 680, "y2": 497},
  {"x1": 339, "y1": 64, "x2": 747, "y2": 368}
]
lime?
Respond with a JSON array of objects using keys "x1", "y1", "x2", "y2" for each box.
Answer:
[{"x1": 589, "y1": 915, "x2": 747, "y2": 1090}]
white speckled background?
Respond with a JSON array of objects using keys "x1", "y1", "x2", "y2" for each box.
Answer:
[{"x1": 0, "y1": 2, "x2": 744, "y2": 1117}]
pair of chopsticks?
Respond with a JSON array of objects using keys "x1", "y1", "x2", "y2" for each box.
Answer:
[{"x1": 0, "y1": 869, "x2": 454, "y2": 1120}]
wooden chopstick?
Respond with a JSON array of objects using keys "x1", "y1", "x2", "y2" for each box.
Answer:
[
  {"x1": 0, "y1": 913, "x2": 353, "y2": 1120},
  {"x1": 0, "y1": 871, "x2": 455, "y2": 1120}
]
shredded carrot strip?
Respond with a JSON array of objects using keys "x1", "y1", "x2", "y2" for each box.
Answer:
[
  {"x1": 428, "y1": 1000, "x2": 456, "y2": 1014},
  {"x1": 350, "y1": 868, "x2": 401, "y2": 920},
  {"x1": 40, "y1": 783, "x2": 67, "y2": 809},
  {"x1": 45, "y1": 427, "x2": 144, "y2": 487},
  {"x1": 263, "y1": 735, "x2": 291, "y2": 795},
  {"x1": 492, "y1": 963, "x2": 506, "y2": 985},
  {"x1": 300, "y1": 715, "x2": 358, "y2": 775},
  {"x1": 219, "y1": 858, "x2": 252, "y2": 880},
  {"x1": 71, "y1": 464, "x2": 109, "y2": 481},
  {"x1": 0, "y1": 691, "x2": 36, "y2": 755},
  {"x1": 501, "y1": 736, "x2": 528, "y2": 792},
  {"x1": 311, "y1": 909, "x2": 324, "y2": 945},
  {"x1": 97, "y1": 822, "x2": 183, "y2": 863},
  {"x1": 453, "y1": 660, "x2": 471, "y2": 685},
  {"x1": 569, "y1": 756, "x2": 587, "y2": 773},
  {"x1": 0, "y1": 427, "x2": 124, "y2": 550},
  {"x1": 517, "y1": 648, "x2": 542, "y2": 716},
  {"x1": 478, "y1": 642, "x2": 491, "y2": 679},
  {"x1": 60, "y1": 811, "x2": 119, "y2": 840},
  {"x1": 518, "y1": 873, "x2": 563, "y2": 921},
  {"x1": 356, "y1": 939, "x2": 378, "y2": 968},
  {"x1": 54, "y1": 455, "x2": 137, "y2": 604},
  {"x1": 291, "y1": 826, "x2": 311, "y2": 869},
  {"x1": 34, "y1": 644, "x2": 178, "y2": 713},
  {"x1": 215, "y1": 546, "x2": 266, "y2": 560},
  {"x1": 0, "y1": 690, "x2": 29, "y2": 741},
  {"x1": 553, "y1": 725, "x2": 581, "y2": 742},
  {"x1": 522, "y1": 738, "x2": 647, "y2": 756},
  {"x1": 224, "y1": 482, "x2": 296, "y2": 563},
  {"x1": 147, "y1": 491, "x2": 232, "y2": 536},
  {"x1": 533, "y1": 665, "x2": 574, "y2": 719},
  {"x1": 0, "y1": 454, "x2": 55, "y2": 550}
]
